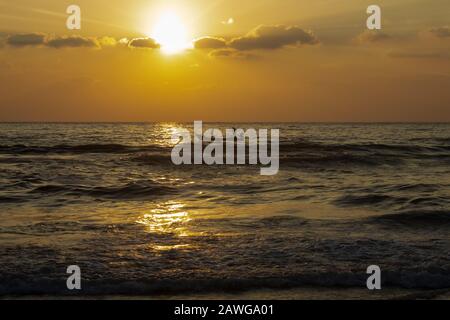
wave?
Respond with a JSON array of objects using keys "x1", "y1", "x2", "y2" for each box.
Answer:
[
  {"x1": 29, "y1": 181, "x2": 177, "y2": 200},
  {"x1": 131, "y1": 151, "x2": 404, "y2": 168},
  {"x1": 2, "y1": 140, "x2": 449, "y2": 156},
  {"x1": 196, "y1": 216, "x2": 310, "y2": 230},
  {"x1": 128, "y1": 153, "x2": 174, "y2": 165},
  {"x1": 392, "y1": 183, "x2": 441, "y2": 193},
  {"x1": 0, "y1": 221, "x2": 108, "y2": 236},
  {"x1": 280, "y1": 140, "x2": 448, "y2": 153},
  {"x1": 278, "y1": 140, "x2": 450, "y2": 167},
  {"x1": 0, "y1": 195, "x2": 24, "y2": 203},
  {"x1": 2, "y1": 270, "x2": 450, "y2": 295},
  {"x1": 280, "y1": 154, "x2": 402, "y2": 167},
  {"x1": 0, "y1": 144, "x2": 167, "y2": 155},
  {"x1": 333, "y1": 194, "x2": 406, "y2": 208},
  {"x1": 433, "y1": 137, "x2": 450, "y2": 145},
  {"x1": 333, "y1": 191, "x2": 448, "y2": 210},
  {"x1": 370, "y1": 210, "x2": 450, "y2": 226}
]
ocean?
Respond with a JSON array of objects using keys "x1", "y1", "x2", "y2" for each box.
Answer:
[{"x1": 0, "y1": 123, "x2": 449, "y2": 299}]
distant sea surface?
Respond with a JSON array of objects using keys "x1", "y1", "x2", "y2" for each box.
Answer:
[{"x1": 1, "y1": 123, "x2": 449, "y2": 299}]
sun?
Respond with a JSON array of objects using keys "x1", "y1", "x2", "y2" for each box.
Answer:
[{"x1": 151, "y1": 11, "x2": 191, "y2": 54}]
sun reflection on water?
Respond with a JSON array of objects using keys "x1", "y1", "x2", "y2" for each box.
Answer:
[
  {"x1": 151, "y1": 123, "x2": 188, "y2": 148},
  {"x1": 137, "y1": 201, "x2": 191, "y2": 234},
  {"x1": 136, "y1": 201, "x2": 197, "y2": 251},
  {"x1": 151, "y1": 244, "x2": 191, "y2": 251}
]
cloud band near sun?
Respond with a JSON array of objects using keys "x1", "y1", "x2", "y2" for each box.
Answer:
[
  {"x1": 5, "y1": 33, "x2": 101, "y2": 48},
  {"x1": 194, "y1": 25, "x2": 319, "y2": 51},
  {"x1": 3, "y1": 24, "x2": 447, "y2": 58},
  {"x1": 2, "y1": 24, "x2": 319, "y2": 53},
  {"x1": 128, "y1": 37, "x2": 160, "y2": 49}
]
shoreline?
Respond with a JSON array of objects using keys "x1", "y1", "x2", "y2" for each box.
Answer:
[{"x1": 3, "y1": 287, "x2": 450, "y2": 300}]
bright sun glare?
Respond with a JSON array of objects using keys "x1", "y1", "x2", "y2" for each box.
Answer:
[{"x1": 151, "y1": 11, "x2": 190, "y2": 54}]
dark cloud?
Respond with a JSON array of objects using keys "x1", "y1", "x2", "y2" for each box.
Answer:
[
  {"x1": 3, "y1": 33, "x2": 118, "y2": 49},
  {"x1": 6, "y1": 33, "x2": 46, "y2": 47},
  {"x1": 193, "y1": 25, "x2": 319, "y2": 57},
  {"x1": 193, "y1": 37, "x2": 227, "y2": 49},
  {"x1": 208, "y1": 48, "x2": 256, "y2": 60},
  {"x1": 2, "y1": 33, "x2": 161, "y2": 51},
  {"x1": 128, "y1": 37, "x2": 160, "y2": 49},
  {"x1": 429, "y1": 26, "x2": 450, "y2": 38},
  {"x1": 228, "y1": 25, "x2": 319, "y2": 50},
  {"x1": 356, "y1": 31, "x2": 391, "y2": 44},
  {"x1": 47, "y1": 36, "x2": 99, "y2": 48}
]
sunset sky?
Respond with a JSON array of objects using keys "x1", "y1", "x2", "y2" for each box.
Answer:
[{"x1": 0, "y1": 0, "x2": 449, "y2": 122}]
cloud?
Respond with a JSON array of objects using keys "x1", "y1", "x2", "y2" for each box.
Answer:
[
  {"x1": 429, "y1": 26, "x2": 450, "y2": 38},
  {"x1": 6, "y1": 33, "x2": 46, "y2": 47},
  {"x1": 193, "y1": 37, "x2": 227, "y2": 49},
  {"x1": 46, "y1": 36, "x2": 100, "y2": 48},
  {"x1": 5, "y1": 33, "x2": 106, "y2": 49},
  {"x1": 355, "y1": 30, "x2": 391, "y2": 44},
  {"x1": 128, "y1": 37, "x2": 160, "y2": 49},
  {"x1": 388, "y1": 51, "x2": 450, "y2": 60},
  {"x1": 192, "y1": 25, "x2": 319, "y2": 57},
  {"x1": 228, "y1": 25, "x2": 319, "y2": 50},
  {"x1": 2, "y1": 33, "x2": 162, "y2": 51},
  {"x1": 208, "y1": 48, "x2": 256, "y2": 59}
]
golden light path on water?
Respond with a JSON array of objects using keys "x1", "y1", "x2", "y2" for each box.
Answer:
[
  {"x1": 150, "y1": 123, "x2": 188, "y2": 147},
  {"x1": 136, "y1": 200, "x2": 194, "y2": 251}
]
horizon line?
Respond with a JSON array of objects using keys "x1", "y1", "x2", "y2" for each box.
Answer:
[{"x1": 1, "y1": 121, "x2": 450, "y2": 124}]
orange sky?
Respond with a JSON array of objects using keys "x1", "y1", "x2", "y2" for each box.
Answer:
[{"x1": 0, "y1": 0, "x2": 449, "y2": 122}]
